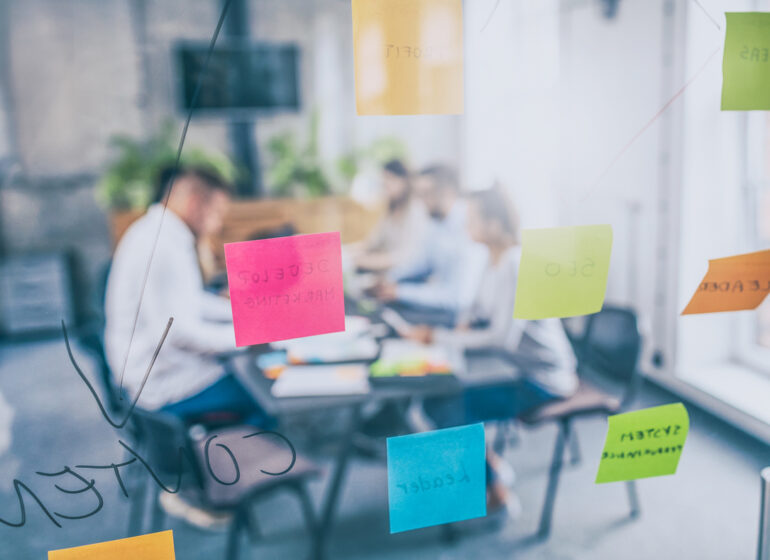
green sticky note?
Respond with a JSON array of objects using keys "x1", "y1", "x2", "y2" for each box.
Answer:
[
  {"x1": 513, "y1": 224, "x2": 613, "y2": 319},
  {"x1": 595, "y1": 403, "x2": 689, "y2": 484},
  {"x1": 721, "y1": 12, "x2": 770, "y2": 110}
]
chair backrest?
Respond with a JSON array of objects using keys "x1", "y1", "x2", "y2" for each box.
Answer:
[
  {"x1": 129, "y1": 407, "x2": 203, "y2": 485},
  {"x1": 575, "y1": 305, "x2": 643, "y2": 405}
]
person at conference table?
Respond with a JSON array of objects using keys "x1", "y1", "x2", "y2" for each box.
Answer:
[
  {"x1": 354, "y1": 159, "x2": 428, "y2": 273},
  {"x1": 374, "y1": 164, "x2": 486, "y2": 322},
  {"x1": 401, "y1": 185, "x2": 579, "y2": 518},
  {"x1": 105, "y1": 165, "x2": 271, "y2": 429}
]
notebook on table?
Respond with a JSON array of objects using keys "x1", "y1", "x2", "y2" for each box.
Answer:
[
  {"x1": 369, "y1": 339, "x2": 463, "y2": 384},
  {"x1": 270, "y1": 364, "x2": 371, "y2": 398}
]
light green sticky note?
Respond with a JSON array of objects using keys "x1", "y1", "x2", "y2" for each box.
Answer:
[
  {"x1": 513, "y1": 224, "x2": 613, "y2": 320},
  {"x1": 721, "y1": 12, "x2": 770, "y2": 110},
  {"x1": 595, "y1": 403, "x2": 689, "y2": 484}
]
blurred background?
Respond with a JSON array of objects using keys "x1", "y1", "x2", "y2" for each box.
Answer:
[{"x1": 1, "y1": 0, "x2": 770, "y2": 558}]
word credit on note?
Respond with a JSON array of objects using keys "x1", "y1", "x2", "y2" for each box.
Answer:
[
  {"x1": 514, "y1": 224, "x2": 613, "y2": 319},
  {"x1": 682, "y1": 248, "x2": 770, "y2": 314},
  {"x1": 351, "y1": 0, "x2": 464, "y2": 115},
  {"x1": 49, "y1": 530, "x2": 175, "y2": 560},
  {"x1": 721, "y1": 12, "x2": 770, "y2": 110},
  {"x1": 224, "y1": 232, "x2": 345, "y2": 346},
  {"x1": 387, "y1": 423, "x2": 486, "y2": 533},
  {"x1": 595, "y1": 403, "x2": 689, "y2": 484}
]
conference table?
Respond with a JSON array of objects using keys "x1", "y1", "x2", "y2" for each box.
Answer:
[{"x1": 227, "y1": 307, "x2": 521, "y2": 559}]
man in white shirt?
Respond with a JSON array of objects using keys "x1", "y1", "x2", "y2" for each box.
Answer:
[
  {"x1": 375, "y1": 164, "x2": 486, "y2": 324},
  {"x1": 105, "y1": 166, "x2": 270, "y2": 428}
]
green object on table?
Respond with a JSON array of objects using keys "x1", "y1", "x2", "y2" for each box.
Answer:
[
  {"x1": 595, "y1": 403, "x2": 689, "y2": 484},
  {"x1": 721, "y1": 12, "x2": 770, "y2": 110}
]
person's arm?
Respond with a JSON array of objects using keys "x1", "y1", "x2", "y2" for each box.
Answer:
[
  {"x1": 153, "y1": 248, "x2": 236, "y2": 355},
  {"x1": 386, "y1": 223, "x2": 434, "y2": 283},
  {"x1": 200, "y1": 290, "x2": 234, "y2": 322},
  {"x1": 434, "y1": 250, "x2": 525, "y2": 351}
]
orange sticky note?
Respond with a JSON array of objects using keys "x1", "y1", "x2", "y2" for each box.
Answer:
[
  {"x1": 682, "y1": 249, "x2": 770, "y2": 314},
  {"x1": 352, "y1": 0, "x2": 464, "y2": 115},
  {"x1": 48, "y1": 531, "x2": 174, "y2": 559},
  {"x1": 224, "y1": 232, "x2": 345, "y2": 346}
]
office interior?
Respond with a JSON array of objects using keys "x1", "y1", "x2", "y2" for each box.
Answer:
[{"x1": 0, "y1": 0, "x2": 769, "y2": 558}]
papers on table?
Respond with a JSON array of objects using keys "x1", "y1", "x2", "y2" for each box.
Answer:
[
  {"x1": 271, "y1": 316, "x2": 379, "y2": 363},
  {"x1": 270, "y1": 365, "x2": 371, "y2": 398}
]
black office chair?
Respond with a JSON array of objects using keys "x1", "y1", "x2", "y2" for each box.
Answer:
[
  {"x1": 128, "y1": 407, "x2": 320, "y2": 560},
  {"x1": 519, "y1": 305, "x2": 643, "y2": 539}
]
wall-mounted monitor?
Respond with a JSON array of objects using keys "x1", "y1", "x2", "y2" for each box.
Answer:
[{"x1": 175, "y1": 41, "x2": 301, "y2": 115}]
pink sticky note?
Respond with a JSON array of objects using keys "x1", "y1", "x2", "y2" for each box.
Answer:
[{"x1": 224, "y1": 232, "x2": 345, "y2": 346}]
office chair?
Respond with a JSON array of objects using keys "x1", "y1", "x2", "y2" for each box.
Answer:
[
  {"x1": 519, "y1": 305, "x2": 643, "y2": 539},
  {"x1": 128, "y1": 407, "x2": 320, "y2": 560}
]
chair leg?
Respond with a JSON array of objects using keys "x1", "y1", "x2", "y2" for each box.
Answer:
[
  {"x1": 567, "y1": 426, "x2": 582, "y2": 466},
  {"x1": 536, "y1": 419, "x2": 569, "y2": 539},
  {"x1": 244, "y1": 505, "x2": 262, "y2": 544},
  {"x1": 295, "y1": 483, "x2": 320, "y2": 556},
  {"x1": 625, "y1": 480, "x2": 641, "y2": 518},
  {"x1": 126, "y1": 471, "x2": 149, "y2": 536},
  {"x1": 225, "y1": 508, "x2": 246, "y2": 560},
  {"x1": 149, "y1": 485, "x2": 165, "y2": 532}
]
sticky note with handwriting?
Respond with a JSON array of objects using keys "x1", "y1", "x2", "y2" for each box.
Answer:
[
  {"x1": 682, "y1": 249, "x2": 770, "y2": 314},
  {"x1": 722, "y1": 12, "x2": 770, "y2": 110},
  {"x1": 513, "y1": 224, "x2": 613, "y2": 319},
  {"x1": 595, "y1": 403, "x2": 688, "y2": 484},
  {"x1": 48, "y1": 530, "x2": 174, "y2": 559},
  {"x1": 351, "y1": 0, "x2": 464, "y2": 115},
  {"x1": 224, "y1": 232, "x2": 345, "y2": 346},
  {"x1": 387, "y1": 423, "x2": 485, "y2": 533}
]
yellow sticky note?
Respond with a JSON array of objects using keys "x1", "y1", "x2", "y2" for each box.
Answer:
[
  {"x1": 682, "y1": 249, "x2": 770, "y2": 314},
  {"x1": 48, "y1": 531, "x2": 175, "y2": 560},
  {"x1": 595, "y1": 403, "x2": 689, "y2": 484},
  {"x1": 721, "y1": 12, "x2": 770, "y2": 110},
  {"x1": 351, "y1": 0, "x2": 464, "y2": 115},
  {"x1": 513, "y1": 225, "x2": 613, "y2": 319}
]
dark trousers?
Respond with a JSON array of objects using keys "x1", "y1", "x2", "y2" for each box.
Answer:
[{"x1": 162, "y1": 373, "x2": 273, "y2": 428}]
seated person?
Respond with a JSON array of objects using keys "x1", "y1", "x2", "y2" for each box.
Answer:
[
  {"x1": 354, "y1": 159, "x2": 427, "y2": 273},
  {"x1": 105, "y1": 165, "x2": 271, "y2": 429},
  {"x1": 375, "y1": 164, "x2": 486, "y2": 326},
  {"x1": 403, "y1": 185, "x2": 579, "y2": 517}
]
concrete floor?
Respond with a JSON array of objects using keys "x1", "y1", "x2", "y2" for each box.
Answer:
[{"x1": 0, "y1": 337, "x2": 769, "y2": 559}]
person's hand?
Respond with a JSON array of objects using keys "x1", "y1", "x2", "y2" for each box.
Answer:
[
  {"x1": 406, "y1": 325, "x2": 434, "y2": 344},
  {"x1": 374, "y1": 281, "x2": 398, "y2": 302}
]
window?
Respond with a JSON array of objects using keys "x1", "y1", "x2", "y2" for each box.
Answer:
[{"x1": 738, "y1": 112, "x2": 770, "y2": 371}]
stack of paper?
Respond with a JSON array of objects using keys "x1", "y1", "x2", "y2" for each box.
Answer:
[{"x1": 270, "y1": 365, "x2": 371, "y2": 398}]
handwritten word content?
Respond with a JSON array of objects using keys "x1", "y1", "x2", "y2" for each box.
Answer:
[
  {"x1": 49, "y1": 530, "x2": 175, "y2": 560},
  {"x1": 352, "y1": 0, "x2": 464, "y2": 115},
  {"x1": 514, "y1": 224, "x2": 613, "y2": 320},
  {"x1": 682, "y1": 249, "x2": 770, "y2": 314},
  {"x1": 0, "y1": 428, "x2": 297, "y2": 530},
  {"x1": 595, "y1": 403, "x2": 689, "y2": 484},
  {"x1": 224, "y1": 232, "x2": 345, "y2": 346},
  {"x1": 387, "y1": 423, "x2": 485, "y2": 533},
  {"x1": 722, "y1": 12, "x2": 770, "y2": 110}
]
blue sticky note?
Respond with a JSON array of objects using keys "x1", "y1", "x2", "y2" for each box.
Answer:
[{"x1": 387, "y1": 423, "x2": 486, "y2": 533}]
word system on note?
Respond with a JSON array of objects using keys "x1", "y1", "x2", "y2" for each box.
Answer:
[
  {"x1": 682, "y1": 249, "x2": 770, "y2": 314},
  {"x1": 722, "y1": 12, "x2": 770, "y2": 110},
  {"x1": 49, "y1": 530, "x2": 175, "y2": 560},
  {"x1": 513, "y1": 224, "x2": 613, "y2": 319},
  {"x1": 595, "y1": 403, "x2": 689, "y2": 484},
  {"x1": 351, "y1": 0, "x2": 464, "y2": 115},
  {"x1": 387, "y1": 423, "x2": 485, "y2": 533},
  {"x1": 224, "y1": 232, "x2": 345, "y2": 346}
]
